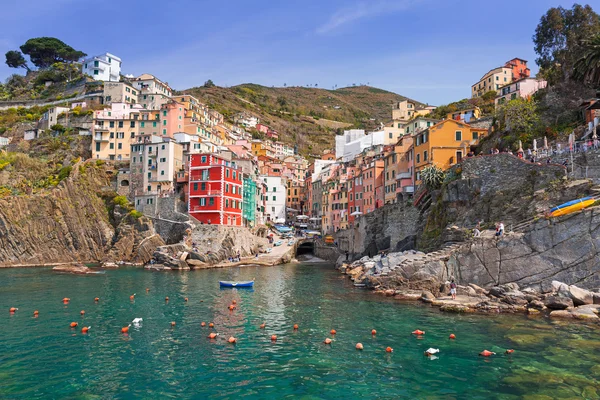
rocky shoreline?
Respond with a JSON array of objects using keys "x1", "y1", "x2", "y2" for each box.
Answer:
[{"x1": 338, "y1": 253, "x2": 600, "y2": 323}]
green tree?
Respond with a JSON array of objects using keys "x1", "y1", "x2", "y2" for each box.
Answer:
[
  {"x1": 497, "y1": 98, "x2": 541, "y2": 134},
  {"x1": 533, "y1": 4, "x2": 600, "y2": 82},
  {"x1": 481, "y1": 90, "x2": 498, "y2": 102},
  {"x1": 5, "y1": 51, "x2": 29, "y2": 71},
  {"x1": 204, "y1": 79, "x2": 215, "y2": 88},
  {"x1": 573, "y1": 33, "x2": 600, "y2": 86},
  {"x1": 19, "y1": 37, "x2": 86, "y2": 69}
]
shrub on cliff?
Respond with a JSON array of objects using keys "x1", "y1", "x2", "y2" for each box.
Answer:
[{"x1": 113, "y1": 195, "x2": 131, "y2": 208}]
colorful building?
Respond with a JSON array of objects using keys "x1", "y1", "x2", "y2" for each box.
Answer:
[
  {"x1": 446, "y1": 107, "x2": 481, "y2": 123},
  {"x1": 242, "y1": 177, "x2": 257, "y2": 227},
  {"x1": 472, "y1": 66, "x2": 513, "y2": 98},
  {"x1": 495, "y1": 78, "x2": 547, "y2": 107},
  {"x1": 413, "y1": 119, "x2": 487, "y2": 184},
  {"x1": 504, "y1": 58, "x2": 530, "y2": 81},
  {"x1": 188, "y1": 154, "x2": 243, "y2": 226}
]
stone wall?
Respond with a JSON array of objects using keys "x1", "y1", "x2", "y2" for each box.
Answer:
[
  {"x1": 314, "y1": 241, "x2": 342, "y2": 263},
  {"x1": 190, "y1": 224, "x2": 267, "y2": 260},
  {"x1": 141, "y1": 196, "x2": 192, "y2": 244},
  {"x1": 335, "y1": 201, "x2": 421, "y2": 259},
  {"x1": 459, "y1": 154, "x2": 566, "y2": 196}
]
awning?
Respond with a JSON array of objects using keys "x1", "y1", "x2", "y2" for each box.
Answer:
[
  {"x1": 296, "y1": 215, "x2": 309, "y2": 220},
  {"x1": 350, "y1": 211, "x2": 363, "y2": 216}
]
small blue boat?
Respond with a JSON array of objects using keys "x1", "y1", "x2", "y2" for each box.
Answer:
[{"x1": 219, "y1": 280, "x2": 254, "y2": 288}]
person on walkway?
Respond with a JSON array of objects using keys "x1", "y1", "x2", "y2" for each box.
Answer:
[
  {"x1": 473, "y1": 220, "x2": 482, "y2": 237},
  {"x1": 345, "y1": 251, "x2": 349, "y2": 261},
  {"x1": 495, "y1": 222, "x2": 504, "y2": 237},
  {"x1": 450, "y1": 279, "x2": 457, "y2": 300}
]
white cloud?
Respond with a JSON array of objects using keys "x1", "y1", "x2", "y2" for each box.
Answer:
[{"x1": 316, "y1": 0, "x2": 423, "y2": 34}]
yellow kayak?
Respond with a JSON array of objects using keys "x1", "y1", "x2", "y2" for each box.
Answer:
[{"x1": 549, "y1": 199, "x2": 595, "y2": 217}]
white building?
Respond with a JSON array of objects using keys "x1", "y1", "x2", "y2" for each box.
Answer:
[
  {"x1": 261, "y1": 175, "x2": 287, "y2": 223},
  {"x1": 495, "y1": 78, "x2": 548, "y2": 107},
  {"x1": 235, "y1": 113, "x2": 259, "y2": 128},
  {"x1": 0, "y1": 137, "x2": 10, "y2": 147},
  {"x1": 40, "y1": 106, "x2": 70, "y2": 130},
  {"x1": 82, "y1": 53, "x2": 121, "y2": 82},
  {"x1": 337, "y1": 129, "x2": 387, "y2": 162}
]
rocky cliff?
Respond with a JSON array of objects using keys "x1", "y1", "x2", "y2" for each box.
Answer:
[
  {"x1": 452, "y1": 206, "x2": 600, "y2": 290},
  {"x1": 0, "y1": 161, "x2": 163, "y2": 266}
]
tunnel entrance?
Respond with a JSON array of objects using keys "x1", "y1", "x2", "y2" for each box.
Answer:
[{"x1": 296, "y1": 241, "x2": 315, "y2": 256}]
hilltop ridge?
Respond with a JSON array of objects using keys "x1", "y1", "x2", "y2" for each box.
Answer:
[{"x1": 181, "y1": 83, "x2": 428, "y2": 155}]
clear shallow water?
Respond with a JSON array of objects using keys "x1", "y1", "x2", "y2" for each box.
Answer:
[{"x1": 0, "y1": 263, "x2": 599, "y2": 399}]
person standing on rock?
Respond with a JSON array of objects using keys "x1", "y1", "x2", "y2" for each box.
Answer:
[
  {"x1": 495, "y1": 222, "x2": 504, "y2": 237},
  {"x1": 473, "y1": 221, "x2": 482, "y2": 237},
  {"x1": 450, "y1": 280, "x2": 457, "y2": 300}
]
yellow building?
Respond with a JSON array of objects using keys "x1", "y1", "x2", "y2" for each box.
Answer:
[
  {"x1": 252, "y1": 140, "x2": 275, "y2": 157},
  {"x1": 413, "y1": 119, "x2": 487, "y2": 184},
  {"x1": 92, "y1": 103, "x2": 141, "y2": 161},
  {"x1": 392, "y1": 100, "x2": 432, "y2": 127},
  {"x1": 472, "y1": 67, "x2": 513, "y2": 98}
]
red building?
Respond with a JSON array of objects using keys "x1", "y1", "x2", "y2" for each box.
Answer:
[
  {"x1": 188, "y1": 154, "x2": 243, "y2": 226},
  {"x1": 504, "y1": 58, "x2": 530, "y2": 81}
]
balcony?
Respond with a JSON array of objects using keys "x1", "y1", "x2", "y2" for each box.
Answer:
[
  {"x1": 94, "y1": 125, "x2": 108, "y2": 131},
  {"x1": 94, "y1": 134, "x2": 109, "y2": 142},
  {"x1": 403, "y1": 185, "x2": 415, "y2": 193},
  {"x1": 396, "y1": 172, "x2": 412, "y2": 180}
]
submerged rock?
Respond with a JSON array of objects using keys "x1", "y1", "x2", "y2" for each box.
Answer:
[{"x1": 52, "y1": 264, "x2": 96, "y2": 274}]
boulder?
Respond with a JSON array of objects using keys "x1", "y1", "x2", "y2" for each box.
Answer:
[
  {"x1": 420, "y1": 290, "x2": 436, "y2": 303},
  {"x1": 529, "y1": 300, "x2": 545, "y2": 310},
  {"x1": 457, "y1": 285, "x2": 477, "y2": 297},
  {"x1": 594, "y1": 293, "x2": 600, "y2": 305},
  {"x1": 468, "y1": 283, "x2": 487, "y2": 295},
  {"x1": 348, "y1": 266, "x2": 364, "y2": 278},
  {"x1": 565, "y1": 285, "x2": 594, "y2": 306},
  {"x1": 488, "y1": 286, "x2": 506, "y2": 298},
  {"x1": 549, "y1": 310, "x2": 574, "y2": 319},
  {"x1": 394, "y1": 289, "x2": 422, "y2": 301},
  {"x1": 544, "y1": 296, "x2": 574, "y2": 310},
  {"x1": 571, "y1": 307, "x2": 599, "y2": 320},
  {"x1": 52, "y1": 264, "x2": 96, "y2": 274},
  {"x1": 101, "y1": 262, "x2": 119, "y2": 268}
]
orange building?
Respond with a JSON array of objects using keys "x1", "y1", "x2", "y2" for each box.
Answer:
[
  {"x1": 413, "y1": 119, "x2": 487, "y2": 184},
  {"x1": 504, "y1": 58, "x2": 530, "y2": 81}
]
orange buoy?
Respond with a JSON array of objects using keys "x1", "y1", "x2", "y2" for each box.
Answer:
[
  {"x1": 412, "y1": 330, "x2": 425, "y2": 335},
  {"x1": 449, "y1": 333, "x2": 456, "y2": 339},
  {"x1": 293, "y1": 324, "x2": 299, "y2": 330},
  {"x1": 228, "y1": 336, "x2": 237, "y2": 343},
  {"x1": 129, "y1": 294, "x2": 135, "y2": 301},
  {"x1": 33, "y1": 310, "x2": 39, "y2": 316},
  {"x1": 356, "y1": 343, "x2": 364, "y2": 350},
  {"x1": 324, "y1": 338, "x2": 332, "y2": 345},
  {"x1": 121, "y1": 326, "x2": 130, "y2": 334},
  {"x1": 82, "y1": 326, "x2": 90, "y2": 334},
  {"x1": 232, "y1": 300, "x2": 237, "y2": 305},
  {"x1": 371, "y1": 329, "x2": 377, "y2": 335},
  {"x1": 9, "y1": 307, "x2": 18, "y2": 313},
  {"x1": 260, "y1": 323, "x2": 266, "y2": 329},
  {"x1": 146, "y1": 288, "x2": 149, "y2": 292},
  {"x1": 208, "y1": 332, "x2": 218, "y2": 339},
  {"x1": 479, "y1": 350, "x2": 495, "y2": 357},
  {"x1": 62, "y1": 298, "x2": 70, "y2": 303},
  {"x1": 70, "y1": 322, "x2": 78, "y2": 328},
  {"x1": 201, "y1": 322, "x2": 206, "y2": 327},
  {"x1": 94, "y1": 297, "x2": 99, "y2": 302},
  {"x1": 184, "y1": 297, "x2": 188, "y2": 302},
  {"x1": 209, "y1": 322, "x2": 214, "y2": 328},
  {"x1": 271, "y1": 335, "x2": 277, "y2": 341},
  {"x1": 228, "y1": 305, "x2": 235, "y2": 311},
  {"x1": 505, "y1": 349, "x2": 514, "y2": 354},
  {"x1": 171, "y1": 321, "x2": 176, "y2": 327},
  {"x1": 80, "y1": 310, "x2": 85, "y2": 315},
  {"x1": 330, "y1": 329, "x2": 337, "y2": 335},
  {"x1": 165, "y1": 297, "x2": 169, "y2": 302},
  {"x1": 386, "y1": 346, "x2": 393, "y2": 353}
]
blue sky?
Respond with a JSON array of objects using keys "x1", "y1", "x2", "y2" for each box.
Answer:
[{"x1": 0, "y1": 0, "x2": 589, "y2": 105}]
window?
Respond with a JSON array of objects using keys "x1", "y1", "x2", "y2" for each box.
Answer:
[
  {"x1": 130, "y1": 121, "x2": 135, "y2": 128},
  {"x1": 201, "y1": 156, "x2": 207, "y2": 163},
  {"x1": 389, "y1": 132, "x2": 392, "y2": 139},
  {"x1": 455, "y1": 131, "x2": 462, "y2": 141},
  {"x1": 110, "y1": 121, "x2": 115, "y2": 128},
  {"x1": 226, "y1": 169, "x2": 229, "y2": 178},
  {"x1": 160, "y1": 158, "x2": 166, "y2": 162},
  {"x1": 110, "y1": 132, "x2": 114, "y2": 139},
  {"x1": 163, "y1": 129, "x2": 166, "y2": 135},
  {"x1": 233, "y1": 171, "x2": 236, "y2": 180},
  {"x1": 141, "y1": 122, "x2": 145, "y2": 128},
  {"x1": 94, "y1": 70, "x2": 99, "y2": 75},
  {"x1": 416, "y1": 154, "x2": 420, "y2": 163},
  {"x1": 272, "y1": 196, "x2": 277, "y2": 201},
  {"x1": 193, "y1": 183, "x2": 198, "y2": 191},
  {"x1": 272, "y1": 187, "x2": 276, "y2": 192},
  {"x1": 153, "y1": 122, "x2": 157, "y2": 128},
  {"x1": 496, "y1": 76, "x2": 499, "y2": 81},
  {"x1": 200, "y1": 198, "x2": 206, "y2": 206},
  {"x1": 163, "y1": 111, "x2": 167, "y2": 117},
  {"x1": 118, "y1": 121, "x2": 123, "y2": 128},
  {"x1": 163, "y1": 120, "x2": 167, "y2": 125},
  {"x1": 109, "y1": 143, "x2": 114, "y2": 149},
  {"x1": 225, "y1": 184, "x2": 229, "y2": 193},
  {"x1": 423, "y1": 150, "x2": 428, "y2": 161},
  {"x1": 117, "y1": 143, "x2": 122, "y2": 150},
  {"x1": 473, "y1": 131, "x2": 479, "y2": 140},
  {"x1": 209, "y1": 198, "x2": 214, "y2": 206},
  {"x1": 226, "y1": 199, "x2": 229, "y2": 208},
  {"x1": 95, "y1": 143, "x2": 100, "y2": 152}
]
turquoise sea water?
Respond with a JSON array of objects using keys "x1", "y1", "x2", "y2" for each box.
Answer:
[{"x1": 1, "y1": 263, "x2": 599, "y2": 399}]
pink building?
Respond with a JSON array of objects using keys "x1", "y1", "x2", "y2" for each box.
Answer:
[
  {"x1": 495, "y1": 78, "x2": 547, "y2": 107},
  {"x1": 161, "y1": 102, "x2": 186, "y2": 137}
]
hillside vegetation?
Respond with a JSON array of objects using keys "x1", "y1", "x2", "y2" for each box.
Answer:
[{"x1": 182, "y1": 84, "x2": 427, "y2": 156}]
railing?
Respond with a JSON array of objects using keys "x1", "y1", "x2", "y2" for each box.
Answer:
[
  {"x1": 94, "y1": 125, "x2": 108, "y2": 130},
  {"x1": 396, "y1": 172, "x2": 411, "y2": 180}
]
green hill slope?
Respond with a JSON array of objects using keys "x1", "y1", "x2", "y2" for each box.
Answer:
[{"x1": 182, "y1": 84, "x2": 427, "y2": 156}]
